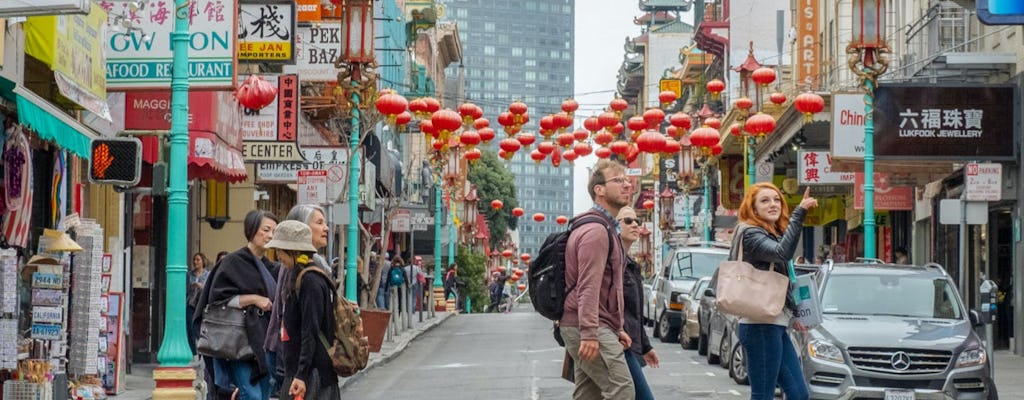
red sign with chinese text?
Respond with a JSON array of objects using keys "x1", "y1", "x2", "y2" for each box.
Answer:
[
  {"x1": 277, "y1": 74, "x2": 298, "y2": 141},
  {"x1": 853, "y1": 173, "x2": 913, "y2": 210}
]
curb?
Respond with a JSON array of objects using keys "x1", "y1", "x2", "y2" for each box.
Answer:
[{"x1": 339, "y1": 311, "x2": 455, "y2": 390}]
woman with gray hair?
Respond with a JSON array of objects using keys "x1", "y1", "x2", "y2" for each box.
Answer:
[{"x1": 266, "y1": 204, "x2": 331, "y2": 395}]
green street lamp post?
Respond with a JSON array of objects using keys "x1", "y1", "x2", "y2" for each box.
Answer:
[
  {"x1": 434, "y1": 182, "x2": 443, "y2": 287},
  {"x1": 848, "y1": 0, "x2": 890, "y2": 259},
  {"x1": 152, "y1": 0, "x2": 195, "y2": 396}
]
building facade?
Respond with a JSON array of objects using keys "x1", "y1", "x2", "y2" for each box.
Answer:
[{"x1": 443, "y1": 0, "x2": 576, "y2": 256}]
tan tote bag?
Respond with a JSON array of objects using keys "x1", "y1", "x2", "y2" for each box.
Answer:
[{"x1": 716, "y1": 228, "x2": 790, "y2": 323}]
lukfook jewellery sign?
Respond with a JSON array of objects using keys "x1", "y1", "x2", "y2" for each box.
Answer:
[
  {"x1": 101, "y1": 0, "x2": 238, "y2": 89},
  {"x1": 872, "y1": 84, "x2": 1017, "y2": 160}
]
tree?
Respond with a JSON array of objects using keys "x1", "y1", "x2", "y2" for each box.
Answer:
[
  {"x1": 467, "y1": 149, "x2": 519, "y2": 249},
  {"x1": 454, "y1": 244, "x2": 488, "y2": 313}
]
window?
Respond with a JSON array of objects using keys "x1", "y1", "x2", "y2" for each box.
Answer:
[
  {"x1": 525, "y1": 60, "x2": 537, "y2": 67},
  {"x1": 525, "y1": 71, "x2": 536, "y2": 81},
  {"x1": 497, "y1": 70, "x2": 508, "y2": 79},
  {"x1": 512, "y1": 47, "x2": 523, "y2": 56},
  {"x1": 484, "y1": 22, "x2": 495, "y2": 32},
  {"x1": 456, "y1": 9, "x2": 468, "y2": 18},
  {"x1": 525, "y1": 48, "x2": 536, "y2": 57},
  {"x1": 484, "y1": 45, "x2": 495, "y2": 55}
]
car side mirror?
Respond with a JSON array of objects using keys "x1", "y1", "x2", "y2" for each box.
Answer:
[
  {"x1": 969, "y1": 310, "x2": 983, "y2": 327},
  {"x1": 704, "y1": 288, "x2": 716, "y2": 298},
  {"x1": 662, "y1": 268, "x2": 669, "y2": 278}
]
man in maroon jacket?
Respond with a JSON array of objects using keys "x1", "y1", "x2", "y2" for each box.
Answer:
[{"x1": 560, "y1": 160, "x2": 635, "y2": 399}]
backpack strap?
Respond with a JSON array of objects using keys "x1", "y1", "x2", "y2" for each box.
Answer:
[
  {"x1": 565, "y1": 213, "x2": 617, "y2": 296},
  {"x1": 293, "y1": 265, "x2": 344, "y2": 353}
]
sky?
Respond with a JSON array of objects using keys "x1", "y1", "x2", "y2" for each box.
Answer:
[{"x1": 571, "y1": 0, "x2": 646, "y2": 215}]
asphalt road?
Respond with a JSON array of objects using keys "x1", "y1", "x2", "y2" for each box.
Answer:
[{"x1": 343, "y1": 305, "x2": 752, "y2": 399}]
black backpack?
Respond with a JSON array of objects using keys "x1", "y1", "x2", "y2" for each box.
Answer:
[{"x1": 528, "y1": 213, "x2": 614, "y2": 321}]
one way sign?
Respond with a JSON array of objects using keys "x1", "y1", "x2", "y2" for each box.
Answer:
[{"x1": 411, "y1": 215, "x2": 435, "y2": 225}]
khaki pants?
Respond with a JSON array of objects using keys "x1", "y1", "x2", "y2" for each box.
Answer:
[{"x1": 561, "y1": 326, "x2": 635, "y2": 400}]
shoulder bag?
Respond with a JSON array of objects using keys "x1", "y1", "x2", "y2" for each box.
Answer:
[
  {"x1": 196, "y1": 301, "x2": 256, "y2": 361},
  {"x1": 715, "y1": 229, "x2": 790, "y2": 323}
]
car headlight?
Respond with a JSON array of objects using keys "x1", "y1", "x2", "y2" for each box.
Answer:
[
  {"x1": 669, "y1": 292, "x2": 684, "y2": 310},
  {"x1": 956, "y1": 347, "x2": 987, "y2": 368},
  {"x1": 807, "y1": 339, "x2": 844, "y2": 364}
]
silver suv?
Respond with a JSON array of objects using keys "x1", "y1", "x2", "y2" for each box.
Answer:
[
  {"x1": 797, "y1": 261, "x2": 997, "y2": 400},
  {"x1": 651, "y1": 242, "x2": 728, "y2": 343}
]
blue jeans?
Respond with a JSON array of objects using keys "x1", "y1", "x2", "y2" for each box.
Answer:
[
  {"x1": 624, "y1": 351, "x2": 655, "y2": 400},
  {"x1": 737, "y1": 323, "x2": 808, "y2": 400},
  {"x1": 213, "y1": 358, "x2": 271, "y2": 400}
]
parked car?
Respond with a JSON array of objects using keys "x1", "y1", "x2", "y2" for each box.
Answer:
[
  {"x1": 652, "y1": 242, "x2": 728, "y2": 343},
  {"x1": 643, "y1": 273, "x2": 658, "y2": 327},
  {"x1": 678, "y1": 276, "x2": 711, "y2": 349},
  {"x1": 701, "y1": 263, "x2": 821, "y2": 384},
  {"x1": 795, "y1": 260, "x2": 997, "y2": 400}
]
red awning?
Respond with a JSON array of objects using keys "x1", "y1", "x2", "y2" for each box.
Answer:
[{"x1": 189, "y1": 132, "x2": 247, "y2": 183}]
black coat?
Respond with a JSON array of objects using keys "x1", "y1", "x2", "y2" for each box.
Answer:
[
  {"x1": 193, "y1": 246, "x2": 280, "y2": 382},
  {"x1": 732, "y1": 206, "x2": 808, "y2": 315},
  {"x1": 281, "y1": 264, "x2": 338, "y2": 389},
  {"x1": 622, "y1": 256, "x2": 652, "y2": 358}
]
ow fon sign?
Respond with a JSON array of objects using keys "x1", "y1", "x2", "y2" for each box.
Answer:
[{"x1": 873, "y1": 84, "x2": 1017, "y2": 161}]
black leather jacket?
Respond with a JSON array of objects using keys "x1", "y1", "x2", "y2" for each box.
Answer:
[{"x1": 730, "y1": 206, "x2": 808, "y2": 314}]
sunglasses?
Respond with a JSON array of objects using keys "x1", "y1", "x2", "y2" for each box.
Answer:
[{"x1": 619, "y1": 217, "x2": 640, "y2": 226}]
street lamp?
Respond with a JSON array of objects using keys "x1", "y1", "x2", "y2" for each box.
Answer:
[
  {"x1": 847, "y1": 0, "x2": 891, "y2": 259},
  {"x1": 339, "y1": 0, "x2": 378, "y2": 301}
]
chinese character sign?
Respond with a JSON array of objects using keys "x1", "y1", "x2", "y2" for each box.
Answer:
[
  {"x1": 798, "y1": 151, "x2": 855, "y2": 185},
  {"x1": 873, "y1": 85, "x2": 1015, "y2": 160},
  {"x1": 238, "y1": 1, "x2": 295, "y2": 63},
  {"x1": 102, "y1": 0, "x2": 237, "y2": 89}
]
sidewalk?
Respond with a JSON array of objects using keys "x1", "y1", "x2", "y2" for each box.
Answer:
[
  {"x1": 994, "y1": 349, "x2": 1024, "y2": 399},
  {"x1": 111, "y1": 311, "x2": 454, "y2": 399}
]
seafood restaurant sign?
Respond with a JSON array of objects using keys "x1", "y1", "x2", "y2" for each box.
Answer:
[
  {"x1": 873, "y1": 84, "x2": 1017, "y2": 161},
  {"x1": 100, "y1": 0, "x2": 237, "y2": 89}
]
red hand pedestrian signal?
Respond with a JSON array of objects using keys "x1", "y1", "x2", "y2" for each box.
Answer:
[{"x1": 89, "y1": 138, "x2": 142, "y2": 186}]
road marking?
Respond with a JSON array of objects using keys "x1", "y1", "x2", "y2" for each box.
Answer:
[
  {"x1": 728, "y1": 389, "x2": 741, "y2": 396},
  {"x1": 530, "y1": 360, "x2": 540, "y2": 400},
  {"x1": 421, "y1": 363, "x2": 477, "y2": 369},
  {"x1": 668, "y1": 372, "x2": 720, "y2": 377},
  {"x1": 706, "y1": 371, "x2": 716, "y2": 376},
  {"x1": 518, "y1": 347, "x2": 562, "y2": 353}
]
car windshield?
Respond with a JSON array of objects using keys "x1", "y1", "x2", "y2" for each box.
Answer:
[
  {"x1": 667, "y1": 251, "x2": 726, "y2": 280},
  {"x1": 820, "y1": 273, "x2": 963, "y2": 319}
]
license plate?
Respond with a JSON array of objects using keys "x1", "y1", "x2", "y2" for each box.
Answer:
[{"x1": 884, "y1": 389, "x2": 915, "y2": 400}]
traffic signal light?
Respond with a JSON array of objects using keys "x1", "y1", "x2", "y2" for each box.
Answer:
[
  {"x1": 89, "y1": 138, "x2": 142, "y2": 186},
  {"x1": 978, "y1": 0, "x2": 1024, "y2": 25}
]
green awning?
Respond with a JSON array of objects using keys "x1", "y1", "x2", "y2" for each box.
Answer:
[{"x1": 14, "y1": 86, "x2": 95, "y2": 159}]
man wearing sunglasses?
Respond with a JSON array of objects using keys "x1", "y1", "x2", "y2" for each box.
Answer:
[{"x1": 560, "y1": 160, "x2": 636, "y2": 400}]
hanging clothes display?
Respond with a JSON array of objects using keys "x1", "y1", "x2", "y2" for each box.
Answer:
[{"x1": 2, "y1": 125, "x2": 32, "y2": 248}]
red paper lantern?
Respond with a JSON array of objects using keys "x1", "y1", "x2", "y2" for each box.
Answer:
[
  {"x1": 642, "y1": 108, "x2": 665, "y2": 129},
  {"x1": 626, "y1": 117, "x2": 647, "y2": 134},
  {"x1": 394, "y1": 111, "x2": 412, "y2": 129},
  {"x1": 729, "y1": 123, "x2": 743, "y2": 137},
  {"x1": 572, "y1": 129, "x2": 589, "y2": 142},
  {"x1": 734, "y1": 97, "x2": 753, "y2": 112},
  {"x1": 705, "y1": 79, "x2": 725, "y2": 99},
  {"x1": 610, "y1": 122, "x2": 625, "y2": 135},
  {"x1": 458, "y1": 102, "x2": 480, "y2": 125},
  {"x1": 751, "y1": 67, "x2": 776, "y2": 87},
  {"x1": 794, "y1": 92, "x2": 826, "y2": 122},
  {"x1": 669, "y1": 112, "x2": 692, "y2": 131},
  {"x1": 533, "y1": 213, "x2": 546, "y2": 222},
  {"x1": 520, "y1": 253, "x2": 531, "y2": 262},
  {"x1": 517, "y1": 284, "x2": 527, "y2": 291},
  {"x1": 536, "y1": 141, "x2": 556, "y2": 155},
  {"x1": 704, "y1": 117, "x2": 722, "y2": 130},
  {"x1": 690, "y1": 126, "x2": 720, "y2": 149},
  {"x1": 662, "y1": 138, "x2": 681, "y2": 154},
  {"x1": 491, "y1": 199, "x2": 503, "y2": 210},
  {"x1": 497, "y1": 111, "x2": 514, "y2": 128},
  {"x1": 562, "y1": 149, "x2": 578, "y2": 163},
  {"x1": 573, "y1": 142, "x2": 592, "y2": 156},
  {"x1": 594, "y1": 147, "x2": 612, "y2": 159},
  {"x1": 516, "y1": 131, "x2": 537, "y2": 147},
  {"x1": 408, "y1": 98, "x2": 427, "y2": 118},
  {"x1": 643, "y1": 199, "x2": 655, "y2": 210},
  {"x1": 561, "y1": 98, "x2": 579, "y2": 115},
  {"x1": 422, "y1": 97, "x2": 441, "y2": 114},
  {"x1": 474, "y1": 117, "x2": 490, "y2": 130},
  {"x1": 431, "y1": 109, "x2": 462, "y2": 137},
  {"x1": 463, "y1": 148, "x2": 481, "y2": 162},
  {"x1": 478, "y1": 127, "x2": 496, "y2": 143},
  {"x1": 769, "y1": 92, "x2": 787, "y2": 105},
  {"x1": 498, "y1": 266, "x2": 507, "y2": 272},
  {"x1": 609, "y1": 98, "x2": 629, "y2": 114},
  {"x1": 550, "y1": 146, "x2": 562, "y2": 167},
  {"x1": 609, "y1": 140, "x2": 630, "y2": 154},
  {"x1": 583, "y1": 116, "x2": 602, "y2": 134},
  {"x1": 236, "y1": 75, "x2": 278, "y2": 110},
  {"x1": 375, "y1": 90, "x2": 408, "y2": 122},
  {"x1": 626, "y1": 144, "x2": 640, "y2": 163},
  {"x1": 556, "y1": 215, "x2": 568, "y2": 225},
  {"x1": 459, "y1": 130, "x2": 481, "y2": 149},
  {"x1": 530, "y1": 149, "x2": 545, "y2": 164},
  {"x1": 552, "y1": 112, "x2": 573, "y2": 132},
  {"x1": 658, "y1": 90, "x2": 678, "y2": 107},
  {"x1": 557, "y1": 132, "x2": 575, "y2": 148},
  {"x1": 598, "y1": 111, "x2": 619, "y2": 130},
  {"x1": 419, "y1": 120, "x2": 436, "y2": 138},
  {"x1": 743, "y1": 112, "x2": 777, "y2": 137},
  {"x1": 666, "y1": 126, "x2": 681, "y2": 139},
  {"x1": 509, "y1": 100, "x2": 528, "y2": 116},
  {"x1": 499, "y1": 138, "x2": 522, "y2": 154},
  {"x1": 711, "y1": 143, "x2": 723, "y2": 156},
  {"x1": 539, "y1": 115, "x2": 557, "y2": 135},
  {"x1": 636, "y1": 130, "x2": 666, "y2": 154},
  {"x1": 502, "y1": 249, "x2": 514, "y2": 258},
  {"x1": 594, "y1": 131, "x2": 615, "y2": 146},
  {"x1": 512, "y1": 207, "x2": 525, "y2": 217}
]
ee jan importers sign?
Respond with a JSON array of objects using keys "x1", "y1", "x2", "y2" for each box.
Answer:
[{"x1": 873, "y1": 84, "x2": 1017, "y2": 161}]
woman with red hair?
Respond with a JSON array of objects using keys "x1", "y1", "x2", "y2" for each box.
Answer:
[{"x1": 732, "y1": 183, "x2": 817, "y2": 400}]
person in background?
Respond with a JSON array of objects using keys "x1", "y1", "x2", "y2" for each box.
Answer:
[
  {"x1": 794, "y1": 256, "x2": 807, "y2": 264},
  {"x1": 894, "y1": 247, "x2": 909, "y2": 264},
  {"x1": 376, "y1": 254, "x2": 392, "y2": 309},
  {"x1": 561, "y1": 160, "x2": 635, "y2": 400},
  {"x1": 390, "y1": 256, "x2": 407, "y2": 313},
  {"x1": 265, "y1": 221, "x2": 340, "y2": 400},
  {"x1": 187, "y1": 252, "x2": 211, "y2": 355},
  {"x1": 487, "y1": 272, "x2": 506, "y2": 313},
  {"x1": 266, "y1": 204, "x2": 331, "y2": 395},
  {"x1": 406, "y1": 256, "x2": 425, "y2": 311},
  {"x1": 616, "y1": 206, "x2": 659, "y2": 400},
  {"x1": 216, "y1": 251, "x2": 229, "y2": 265},
  {"x1": 444, "y1": 263, "x2": 466, "y2": 311},
  {"x1": 195, "y1": 210, "x2": 280, "y2": 400},
  {"x1": 733, "y1": 184, "x2": 817, "y2": 400}
]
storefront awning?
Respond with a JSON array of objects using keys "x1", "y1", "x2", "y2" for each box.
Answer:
[
  {"x1": 137, "y1": 133, "x2": 248, "y2": 183},
  {"x1": 13, "y1": 86, "x2": 97, "y2": 159}
]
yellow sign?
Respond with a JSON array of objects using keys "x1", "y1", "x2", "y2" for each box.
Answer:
[
  {"x1": 25, "y1": 8, "x2": 108, "y2": 99},
  {"x1": 660, "y1": 79, "x2": 682, "y2": 98}
]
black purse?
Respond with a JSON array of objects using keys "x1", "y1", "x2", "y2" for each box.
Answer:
[{"x1": 196, "y1": 302, "x2": 256, "y2": 361}]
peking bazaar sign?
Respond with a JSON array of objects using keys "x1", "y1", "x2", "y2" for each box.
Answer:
[
  {"x1": 853, "y1": 172, "x2": 913, "y2": 211},
  {"x1": 873, "y1": 84, "x2": 1017, "y2": 160}
]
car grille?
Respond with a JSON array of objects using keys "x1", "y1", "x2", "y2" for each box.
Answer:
[{"x1": 847, "y1": 347, "x2": 952, "y2": 374}]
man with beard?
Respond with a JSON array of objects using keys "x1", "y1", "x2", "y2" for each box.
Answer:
[{"x1": 559, "y1": 160, "x2": 635, "y2": 400}]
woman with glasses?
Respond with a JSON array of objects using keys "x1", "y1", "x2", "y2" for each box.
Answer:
[{"x1": 617, "y1": 206, "x2": 659, "y2": 400}]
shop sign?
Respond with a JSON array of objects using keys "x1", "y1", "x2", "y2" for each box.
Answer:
[
  {"x1": 277, "y1": 74, "x2": 298, "y2": 141},
  {"x1": 795, "y1": 0, "x2": 820, "y2": 89},
  {"x1": 293, "y1": 26, "x2": 341, "y2": 81},
  {"x1": 798, "y1": 151, "x2": 855, "y2": 185},
  {"x1": 32, "y1": 272, "x2": 63, "y2": 289},
  {"x1": 659, "y1": 79, "x2": 682, "y2": 99},
  {"x1": 718, "y1": 155, "x2": 745, "y2": 210},
  {"x1": 240, "y1": 74, "x2": 298, "y2": 142},
  {"x1": 391, "y1": 209, "x2": 410, "y2": 233},
  {"x1": 831, "y1": 93, "x2": 867, "y2": 159},
  {"x1": 31, "y1": 323, "x2": 62, "y2": 340},
  {"x1": 965, "y1": 162, "x2": 1002, "y2": 202},
  {"x1": 123, "y1": 91, "x2": 243, "y2": 148},
  {"x1": 101, "y1": 0, "x2": 237, "y2": 89},
  {"x1": 295, "y1": 0, "x2": 342, "y2": 22},
  {"x1": 238, "y1": 1, "x2": 295, "y2": 63},
  {"x1": 853, "y1": 173, "x2": 913, "y2": 211},
  {"x1": 873, "y1": 84, "x2": 1016, "y2": 160},
  {"x1": 242, "y1": 141, "x2": 304, "y2": 162},
  {"x1": 256, "y1": 147, "x2": 347, "y2": 182},
  {"x1": 32, "y1": 289, "x2": 63, "y2": 306},
  {"x1": 297, "y1": 169, "x2": 328, "y2": 206},
  {"x1": 24, "y1": 6, "x2": 109, "y2": 118},
  {"x1": 32, "y1": 306, "x2": 63, "y2": 324}
]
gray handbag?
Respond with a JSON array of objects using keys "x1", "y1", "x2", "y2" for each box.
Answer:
[{"x1": 196, "y1": 302, "x2": 255, "y2": 361}]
